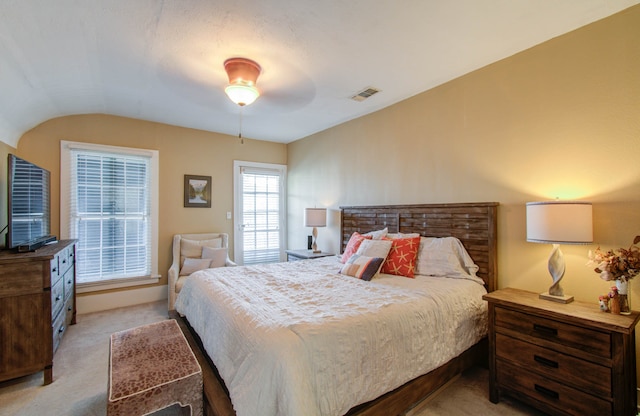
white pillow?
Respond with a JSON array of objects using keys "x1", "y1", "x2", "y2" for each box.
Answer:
[
  {"x1": 356, "y1": 238, "x2": 393, "y2": 260},
  {"x1": 414, "y1": 237, "x2": 483, "y2": 284},
  {"x1": 179, "y1": 258, "x2": 212, "y2": 276},
  {"x1": 181, "y1": 238, "x2": 222, "y2": 257},
  {"x1": 364, "y1": 227, "x2": 388, "y2": 240},
  {"x1": 386, "y1": 232, "x2": 421, "y2": 239},
  {"x1": 180, "y1": 237, "x2": 223, "y2": 266},
  {"x1": 202, "y1": 246, "x2": 228, "y2": 268}
]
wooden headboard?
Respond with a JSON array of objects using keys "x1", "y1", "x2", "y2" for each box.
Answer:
[{"x1": 340, "y1": 202, "x2": 498, "y2": 292}]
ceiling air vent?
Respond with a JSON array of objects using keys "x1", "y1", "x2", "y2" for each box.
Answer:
[{"x1": 350, "y1": 87, "x2": 380, "y2": 102}]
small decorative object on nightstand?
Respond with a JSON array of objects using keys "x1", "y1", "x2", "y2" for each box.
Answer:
[
  {"x1": 286, "y1": 249, "x2": 335, "y2": 262},
  {"x1": 484, "y1": 287, "x2": 640, "y2": 416},
  {"x1": 587, "y1": 236, "x2": 640, "y2": 315}
]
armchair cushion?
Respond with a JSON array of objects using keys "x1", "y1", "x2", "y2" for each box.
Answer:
[
  {"x1": 180, "y1": 238, "x2": 223, "y2": 266},
  {"x1": 202, "y1": 247, "x2": 229, "y2": 268},
  {"x1": 179, "y1": 258, "x2": 214, "y2": 276}
]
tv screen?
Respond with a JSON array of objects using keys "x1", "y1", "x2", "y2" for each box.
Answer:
[{"x1": 6, "y1": 154, "x2": 53, "y2": 251}]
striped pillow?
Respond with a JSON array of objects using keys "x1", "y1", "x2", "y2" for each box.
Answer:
[{"x1": 340, "y1": 254, "x2": 384, "y2": 281}]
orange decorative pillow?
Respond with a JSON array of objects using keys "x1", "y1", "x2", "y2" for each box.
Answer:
[
  {"x1": 381, "y1": 236, "x2": 421, "y2": 277},
  {"x1": 341, "y1": 232, "x2": 372, "y2": 263}
]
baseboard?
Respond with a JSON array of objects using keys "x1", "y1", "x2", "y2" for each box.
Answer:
[{"x1": 76, "y1": 285, "x2": 167, "y2": 314}]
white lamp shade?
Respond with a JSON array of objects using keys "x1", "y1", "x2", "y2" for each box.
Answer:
[
  {"x1": 526, "y1": 201, "x2": 593, "y2": 244},
  {"x1": 304, "y1": 208, "x2": 327, "y2": 228}
]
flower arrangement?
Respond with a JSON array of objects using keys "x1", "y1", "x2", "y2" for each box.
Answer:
[{"x1": 587, "y1": 235, "x2": 640, "y2": 282}]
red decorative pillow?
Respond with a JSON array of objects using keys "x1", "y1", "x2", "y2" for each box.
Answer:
[
  {"x1": 341, "y1": 232, "x2": 372, "y2": 263},
  {"x1": 381, "y1": 236, "x2": 421, "y2": 277}
]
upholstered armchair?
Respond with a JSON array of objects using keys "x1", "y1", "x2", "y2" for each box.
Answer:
[{"x1": 168, "y1": 232, "x2": 236, "y2": 310}]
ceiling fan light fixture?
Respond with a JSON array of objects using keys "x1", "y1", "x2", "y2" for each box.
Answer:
[
  {"x1": 225, "y1": 84, "x2": 260, "y2": 106},
  {"x1": 224, "y1": 58, "x2": 262, "y2": 106}
]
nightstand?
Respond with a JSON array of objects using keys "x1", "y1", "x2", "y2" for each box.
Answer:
[
  {"x1": 483, "y1": 288, "x2": 640, "y2": 416},
  {"x1": 285, "y1": 249, "x2": 335, "y2": 262}
]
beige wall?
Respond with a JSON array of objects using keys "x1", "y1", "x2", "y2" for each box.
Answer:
[
  {"x1": 288, "y1": 5, "x2": 640, "y2": 384},
  {"x1": 288, "y1": 6, "x2": 640, "y2": 303},
  {"x1": 16, "y1": 114, "x2": 287, "y2": 297}
]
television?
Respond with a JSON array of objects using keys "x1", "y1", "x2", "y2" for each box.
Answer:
[{"x1": 6, "y1": 154, "x2": 56, "y2": 252}]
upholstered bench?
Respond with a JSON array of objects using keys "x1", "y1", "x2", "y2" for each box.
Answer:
[{"x1": 108, "y1": 319, "x2": 203, "y2": 416}]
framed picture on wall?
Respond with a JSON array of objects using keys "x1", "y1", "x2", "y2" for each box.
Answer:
[{"x1": 184, "y1": 175, "x2": 212, "y2": 208}]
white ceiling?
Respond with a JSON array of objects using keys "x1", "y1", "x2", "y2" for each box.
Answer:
[{"x1": 1, "y1": 0, "x2": 638, "y2": 147}]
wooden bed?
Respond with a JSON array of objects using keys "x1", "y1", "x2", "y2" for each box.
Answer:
[{"x1": 173, "y1": 202, "x2": 498, "y2": 416}]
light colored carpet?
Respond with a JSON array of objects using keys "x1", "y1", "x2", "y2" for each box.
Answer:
[{"x1": 0, "y1": 300, "x2": 543, "y2": 416}]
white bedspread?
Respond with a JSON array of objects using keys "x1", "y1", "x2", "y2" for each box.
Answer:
[{"x1": 175, "y1": 256, "x2": 488, "y2": 416}]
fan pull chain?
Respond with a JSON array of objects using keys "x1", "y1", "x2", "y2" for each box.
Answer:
[{"x1": 238, "y1": 106, "x2": 244, "y2": 144}]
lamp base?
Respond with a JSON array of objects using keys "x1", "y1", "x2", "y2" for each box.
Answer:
[
  {"x1": 311, "y1": 227, "x2": 321, "y2": 253},
  {"x1": 539, "y1": 291, "x2": 574, "y2": 304}
]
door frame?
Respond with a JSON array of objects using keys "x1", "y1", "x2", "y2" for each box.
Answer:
[{"x1": 233, "y1": 160, "x2": 287, "y2": 265}]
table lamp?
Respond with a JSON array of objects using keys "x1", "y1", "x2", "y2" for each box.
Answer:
[
  {"x1": 304, "y1": 208, "x2": 326, "y2": 253},
  {"x1": 526, "y1": 200, "x2": 593, "y2": 303}
]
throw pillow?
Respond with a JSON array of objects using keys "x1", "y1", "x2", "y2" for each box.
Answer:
[
  {"x1": 179, "y1": 258, "x2": 212, "y2": 276},
  {"x1": 202, "y1": 246, "x2": 228, "y2": 268},
  {"x1": 381, "y1": 236, "x2": 421, "y2": 277},
  {"x1": 341, "y1": 232, "x2": 372, "y2": 263},
  {"x1": 340, "y1": 254, "x2": 384, "y2": 281},
  {"x1": 356, "y1": 238, "x2": 393, "y2": 260},
  {"x1": 180, "y1": 237, "x2": 223, "y2": 266}
]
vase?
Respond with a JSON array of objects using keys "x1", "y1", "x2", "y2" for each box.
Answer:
[{"x1": 615, "y1": 279, "x2": 631, "y2": 315}]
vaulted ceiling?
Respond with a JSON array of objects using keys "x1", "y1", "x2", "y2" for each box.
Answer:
[{"x1": 1, "y1": 0, "x2": 638, "y2": 147}]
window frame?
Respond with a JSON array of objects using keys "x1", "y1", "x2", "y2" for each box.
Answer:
[{"x1": 60, "y1": 140, "x2": 160, "y2": 292}]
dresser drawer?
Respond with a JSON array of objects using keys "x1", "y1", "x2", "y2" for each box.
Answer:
[
  {"x1": 50, "y1": 256, "x2": 60, "y2": 285},
  {"x1": 52, "y1": 301, "x2": 67, "y2": 353},
  {"x1": 51, "y1": 277, "x2": 65, "y2": 319},
  {"x1": 497, "y1": 360, "x2": 612, "y2": 416},
  {"x1": 59, "y1": 246, "x2": 73, "y2": 276},
  {"x1": 496, "y1": 333, "x2": 611, "y2": 398},
  {"x1": 64, "y1": 296, "x2": 74, "y2": 327},
  {"x1": 63, "y1": 266, "x2": 74, "y2": 301},
  {"x1": 495, "y1": 307, "x2": 611, "y2": 358}
]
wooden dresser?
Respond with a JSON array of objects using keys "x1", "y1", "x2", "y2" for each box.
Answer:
[
  {"x1": 483, "y1": 288, "x2": 640, "y2": 416},
  {"x1": 0, "y1": 240, "x2": 77, "y2": 385}
]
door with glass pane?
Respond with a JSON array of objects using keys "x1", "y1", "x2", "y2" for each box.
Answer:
[{"x1": 233, "y1": 161, "x2": 287, "y2": 265}]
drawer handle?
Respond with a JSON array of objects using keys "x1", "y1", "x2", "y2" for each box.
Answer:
[
  {"x1": 533, "y1": 323, "x2": 558, "y2": 336},
  {"x1": 534, "y1": 355, "x2": 559, "y2": 368},
  {"x1": 58, "y1": 325, "x2": 65, "y2": 334},
  {"x1": 52, "y1": 267, "x2": 57, "y2": 273},
  {"x1": 534, "y1": 384, "x2": 559, "y2": 400},
  {"x1": 55, "y1": 295, "x2": 62, "y2": 302}
]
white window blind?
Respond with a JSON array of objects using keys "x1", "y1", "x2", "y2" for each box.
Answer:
[
  {"x1": 241, "y1": 169, "x2": 282, "y2": 264},
  {"x1": 61, "y1": 141, "x2": 159, "y2": 288}
]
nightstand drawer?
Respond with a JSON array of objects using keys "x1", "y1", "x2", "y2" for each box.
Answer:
[
  {"x1": 496, "y1": 333, "x2": 611, "y2": 397},
  {"x1": 497, "y1": 360, "x2": 612, "y2": 416},
  {"x1": 495, "y1": 307, "x2": 611, "y2": 358}
]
